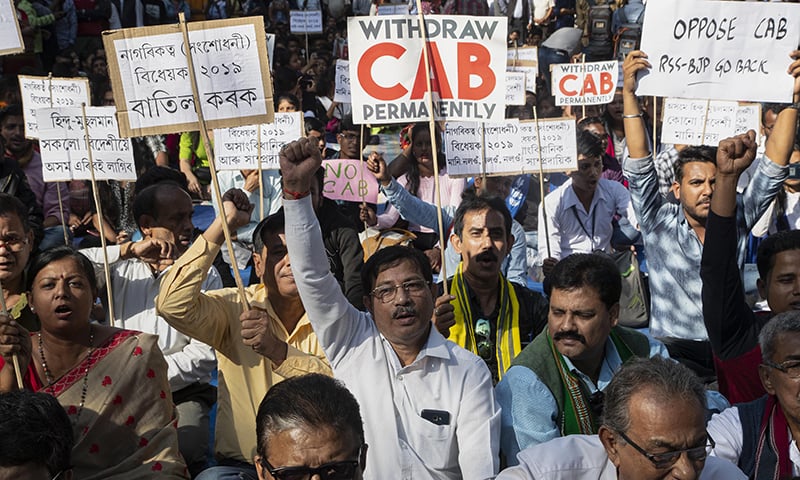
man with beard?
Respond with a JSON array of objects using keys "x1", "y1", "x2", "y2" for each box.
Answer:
[
  {"x1": 496, "y1": 253, "x2": 666, "y2": 465},
  {"x1": 80, "y1": 180, "x2": 221, "y2": 477},
  {"x1": 621, "y1": 50, "x2": 798, "y2": 380},
  {"x1": 157, "y1": 189, "x2": 331, "y2": 480},
  {"x1": 431, "y1": 194, "x2": 548, "y2": 384}
]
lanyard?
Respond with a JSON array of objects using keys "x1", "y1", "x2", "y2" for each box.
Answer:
[{"x1": 571, "y1": 205, "x2": 596, "y2": 250}]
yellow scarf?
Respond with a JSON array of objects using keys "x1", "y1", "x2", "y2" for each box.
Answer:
[{"x1": 449, "y1": 262, "x2": 522, "y2": 380}]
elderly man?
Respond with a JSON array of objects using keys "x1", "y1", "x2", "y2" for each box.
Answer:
[
  {"x1": 253, "y1": 373, "x2": 366, "y2": 480},
  {"x1": 498, "y1": 356, "x2": 746, "y2": 479},
  {"x1": 496, "y1": 253, "x2": 665, "y2": 464},
  {"x1": 156, "y1": 192, "x2": 330, "y2": 480},
  {"x1": 280, "y1": 137, "x2": 501, "y2": 478}
]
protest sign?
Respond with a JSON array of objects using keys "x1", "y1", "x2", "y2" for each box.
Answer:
[
  {"x1": 661, "y1": 98, "x2": 761, "y2": 146},
  {"x1": 505, "y1": 71, "x2": 526, "y2": 105},
  {"x1": 213, "y1": 112, "x2": 304, "y2": 170},
  {"x1": 290, "y1": 10, "x2": 323, "y2": 34},
  {"x1": 37, "y1": 107, "x2": 136, "y2": 182},
  {"x1": 377, "y1": 4, "x2": 408, "y2": 15},
  {"x1": 507, "y1": 65, "x2": 537, "y2": 93},
  {"x1": 484, "y1": 120, "x2": 524, "y2": 174},
  {"x1": 347, "y1": 15, "x2": 507, "y2": 124},
  {"x1": 0, "y1": 0, "x2": 23, "y2": 56},
  {"x1": 104, "y1": 17, "x2": 274, "y2": 137},
  {"x1": 444, "y1": 122, "x2": 483, "y2": 177},
  {"x1": 444, "y1": 121, "x2": 523, "y2": 177},
  {"x1": 637, "y1": 0, "x2": 800, "y2": 103},
  {"x1": 322, "y1": 159, "x2": 379, "y2": 203},
  {"x1": 18, "y1": 75, "x2": 91, "y2": 138},
  {"x1": 519, "y1": 118, "x2": 578, "y2": 172},
  {"x1": 506, "y1": 45, "x2": 537, "y2": 66},
  {"x1": 334, "y1": 59, "x2": 351, "y2": 103},
  {"x1": 551, "y1": 60, "x2": 618, "y2": 106}
]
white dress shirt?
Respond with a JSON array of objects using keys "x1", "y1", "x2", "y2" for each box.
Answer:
[
  {"x1": 81, "y1": 245, "x2": 221, "y2": 392},
  {"x1": 537, "y1": 178, "x2": 638, "y2": 261},
  {"x1": 497, "y1": 434, "x2": 747, "y2": 479},
  {"x1": 285, "y1": 196, "x2": 501, "y2": 480}
]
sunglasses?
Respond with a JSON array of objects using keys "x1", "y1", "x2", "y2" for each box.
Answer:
[
  {"x1": 260, "y1": 446, "x2": 363, "y2": 480},
  {"x1": 616, "y1": 430, "x2": 714, "y2": 469},
  {"x1": 475, "y1": 318, "x2": 493, "y2": 360}
]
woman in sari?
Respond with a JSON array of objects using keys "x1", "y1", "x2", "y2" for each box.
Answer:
[{"x1": 0, "y1": 246, "x2": 188, "y2": 479}]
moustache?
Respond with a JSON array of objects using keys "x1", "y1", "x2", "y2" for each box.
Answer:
[
  {"x1": 553, "y1": 331, "x2": 586, "y2": 344},
  {"x1": 392, "y1": 306, "x2": 417, "y2": 319},
  {"x1": 476, "y1": 251, "x2": 498, "y2": 262}
]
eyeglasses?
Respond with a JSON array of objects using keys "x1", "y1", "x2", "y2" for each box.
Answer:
[
  {"x1": 0, "y1": 234, "x2": 28, "y2": 252},
  {"x1": 260, "y1": 447, "x2": 362, "y2": 480},
  {"x1": 616, "y1": 430, "x2": 715, "y2": 469},
  {"x1": 337, "y1": 132, "x2": 359, "y2": 142},
  {"x1": 370, "y1": 279, "x2": 430, "y2": 304},
  {"x1": 475, "y1": 318, "x2": 493, "y2": 360},
  {"x1": 763, "y1": 359, "x2": 800, "y2": 379}
]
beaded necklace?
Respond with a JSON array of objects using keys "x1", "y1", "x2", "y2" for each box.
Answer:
[{"x1": 38, "y1": 324, "x2": 95, "y2": 423}]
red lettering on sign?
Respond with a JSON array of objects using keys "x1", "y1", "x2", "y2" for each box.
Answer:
[{"x1": 358, "y1": 42, "x2": 407, "y2": 101}]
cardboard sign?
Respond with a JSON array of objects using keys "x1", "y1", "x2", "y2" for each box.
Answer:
[
  {"x1": 551, "y1": 60, "x2": 618, "y2": 106},
  {"x1": 37, "y1": 107, "x2": 136, "y2": 182},
  {"x1": 334, "y1": 59, "x2": 351, "y2": 103},
  {"x1": 18, "y1": 75, "x2": 91, "y2": 139},
  {"x1": 506, "y1": 45, "x2": 537, "y2": 66},
  {"x1": 505, "y1": 71, "x2": 526, "y2": 105},
  {"x1": 104, "y1": 17, "x2": 274, "y2": 137},
  {"x1": 661, "y1": 98, "x2": 761, "y2": 146},
  {"x1": 519, "y1": 118, "x2": 578, "y2": 172},
  {"x1": 376, "y1": 4, "x2": 408, "y2": 15},
  {"x1": 347, "y1": 15, "x2": 507, "y2": 124},
  {"x1": 637, "y1": 0, "x2": 800, "y2": 103},
  {"x1": 290, "y1": 10, "x2": 323, "y2": 34},
  {"x1": 444, "y1": 121, "x2": 524, "y2": 177},
  {"x1": 507, "y1": 65, "x2": 537, "y2": 93},
  {"x1": 0, "y1": 0, "x2": 24, "y2": 56},
  {"x1": 213, "y1": 112, "x2": 304, "y2": 170},
  {"x1": 322, "y1": 159, "x2": 379, "y2": 203}
]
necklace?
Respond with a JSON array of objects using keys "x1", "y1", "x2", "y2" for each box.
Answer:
[{"x1": 38, "y1": 324, "x2": 96, "y2": 423}]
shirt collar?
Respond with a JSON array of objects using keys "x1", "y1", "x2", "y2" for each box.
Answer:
[
  {"x1": 562, "y1": 179, "x2": 608, "y2": 212},
  {"x1": 561, "y1": 336, "x2": 622, "y2": 391}
]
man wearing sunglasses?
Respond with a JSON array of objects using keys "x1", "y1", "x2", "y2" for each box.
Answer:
[
  {"x1": 280, "y1": 138, "x2": 501, "y2": 478},
  {"x1": 497, "y1": 356, "x2": 745, "y2": 479},
  {"x1": 253, "y1": 374, "x2": 366, "y2": 480}
]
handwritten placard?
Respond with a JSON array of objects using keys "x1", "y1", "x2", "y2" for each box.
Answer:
[
  {"x1": 661, "y1": 98, "x2": 761, "y2": 146},
  {"x1": 334, "y1": 59, "x2": 350, "y2": 103},
  {"x1": 213, "y1": 112, "x2": 303, "y2": 170},
  {"x1": 322, "y1": 159, "x2": 379, "y2": 203},
  {"x1": 637, "y1": 0, "x2": 800, "y2": 103},
  {"x1": 484, "y1": 120, "x2": 523, "y2": 175},
  {"x1": 377, "y1": 4, "x2": 408, "y2": 15},
  {"x1": 519, "y1": 118, "x2": 578, "y2": 172},
  {"x1": 508, "y1": 65, "x2": 537, "y2": 93},
  {"x1": 104, "y1": 17, "x2": 274, "y2": 137},
  {"x1": 18, "y1": 75, "x2": 91, "y2": 139},
  {"x1": 444, "y1": 121, "x2": 524, "y2": 177},
  {"x1": 37, "y1": 107, "x2": 136, "y2": 182},
  {"x1": 290, "y1": 10, "x2": 323, "y2": 34},
  {"x1": 551, "y1": 60, "x2": 618, "y2": 106},
  {"x1": 444, "y1": 122, "x2": 483, "y2": 177},
  {"x1": 506, "y1": 71, "x2": 526, "y2": 105},
  {"x1": 0, "y1": 0, "x2": 24, "y2": 56},
  {"x1": 506, "y1": 45, "x2": 538, "y2": 66}
]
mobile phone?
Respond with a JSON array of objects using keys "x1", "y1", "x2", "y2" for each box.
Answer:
[
  {"x1": 789, "y1": 164, "x2": 800, "y2": 180},
  {"x1": 420, "y1": 409, "x2": 451, "y2": 426}
]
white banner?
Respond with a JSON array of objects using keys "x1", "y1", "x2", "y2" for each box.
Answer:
[
  {"x1": 551, "y1": 60, "x2": 618, "y2": 106},
  {"x1": 213, "y1": 112, "x2": 304, "y2": 170},
  {"x1": 290, "y1": 10, "x2": 323, "y2": 34},
  {"x1": 637, "y1": 0, "x2": 800, "y2": 103},
  {"x1": 37, "y1": 107, "x2": 136, "y2": 182},
  {"x1": 505, "y1": 71, "x2": 526, "y2": 106},
  {"x1": 347, "y1": 15, "x2": 507, "y2": 124},
  {"x1": 661, "y1": 98, "x2": 761, "y2": 146},
  {"x1": 18, "y1": 76, "x2": 91, "y2": 139},
  {"x1": 520, "y1": 118, "x2": 578, "y2": 172}
]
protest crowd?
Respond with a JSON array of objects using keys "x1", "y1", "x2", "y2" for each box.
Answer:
[{"x1": 0, "y1": 0, "x2": 800, "y2": 478}]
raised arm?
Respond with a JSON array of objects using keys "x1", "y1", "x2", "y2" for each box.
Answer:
[{"x1": 621, "y1": 51, "x2": 650, "y2": 160}]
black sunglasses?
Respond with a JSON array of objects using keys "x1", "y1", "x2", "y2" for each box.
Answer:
[
  {"x1": 616, "y1": 430, "x2": 714, "y2": 469},
  {"x1": 260, "y1": 446, "x2": 363, "y2": 480}
]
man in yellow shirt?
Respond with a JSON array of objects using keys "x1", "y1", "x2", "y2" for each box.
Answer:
[{"x1": 156, "y1": 188, "x2": 330, "y2": 480}]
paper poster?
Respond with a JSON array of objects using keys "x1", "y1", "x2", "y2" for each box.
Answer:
[
  {"x1": 321, "y1": 159, "x2": 379, "y2": 203},
  {"x1": 444, "y1": 121, "x2": 524, "y2": 177},
  {"x1": 661, "y1": 98, "x2": 762, "y2": 146},
  {"x1": 104, "y1": 17, "x2": 274, "y2": 137},
  {"x1": 334, "y1": 59, "x2": 351, "y2": 103},
  {"x1": 506, "y1": 45, "x2": 537, "y2": 66},
  {"x1": 37, "y1": 107, "x2": 136, "y2": 182},
  {"x1": 444, "y1": 122, "x2": 483, "y2": 177},
  {"x1": 376, "y1": 4, "x2": 408, "y2": 15},
  {"x1": 290, "y1": 10, "x2": 323, "y2": 34},
  {"x1": 637, "y1": 0, "x2": 800, "y2": 102},
  {"x1": 484, "y1": 120, "x2": 523, "y2": 175},
  {"x1": 0, "y1": 0, "x2": 24, "y2": 56},
  {"x1": 347, "y1": 15, "x2": 507, "y2": 124},
  {"x1": 508, "y1": 64, "x2": 537, "y2": 93},
  {"x1": 505, "y1": 71, "x2": 526, "y2": 105},
  {"x1": 213, "y1": 112, "x2": 304, "y2": 170},
  {"x1": 519, "y1": 118, "x2": 578, "y2": 172},
  {"x1": 551, "y1": 60, "x2": 618, "y2": 106},
  {"x1": 18, "y1": 75, "x2": 91, "y2": 139}
]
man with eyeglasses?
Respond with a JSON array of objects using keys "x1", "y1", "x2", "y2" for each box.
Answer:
[
  {"x1": 279, "y1": 138, "x2": 501, "y2": 478},
  {"x1": 497, "y1": 356, "x2": 745, "y2": 479},
  {"x1": 253, "y1": 374, "x2": 366, "y2": 480}
]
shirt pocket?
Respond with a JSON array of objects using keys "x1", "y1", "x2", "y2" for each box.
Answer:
[{"x1": 406, "y1": 410, "x2": 456, "y2": 470}]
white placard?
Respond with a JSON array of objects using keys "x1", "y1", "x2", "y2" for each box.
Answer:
[
  {"x1": 444, "y1": 122, "x2": 483, "y2": 177},
  {"x1": 484, "y1": 120, "x2": 523, "y2": 174},
  {"x1": 506, "y1": 45, "x2": 538, "y2": 65},
  {"x1": 37, "y1": 107, "x2": 136, "y2": 182},
  {"x1": 520, "y1": 118, "x2": 578, "y2": 172},
  {"x1": 347, "y1": 15, "x2": 507, "y2": 124},
  {"x1": 290, "y1": 10, "x2": 323, "y2": 33},
  {"x1": 637, "y1": 0, "x2": 800, "y2": 103},
  {"x1": 334, "y1": 59, "x2": 351, "y2": 103},
  {"x1": 18, "y1": 76, "x2": 91, "y2": 139},
  {"x1": 0, "y1": 0, "x2": 24, "y2": 56},
  {"x1": 213, "y1": 112, "x2": 304, "y2": 170},
  {"x1": 104, "y1": 17, "x2": 274, "y2": 137},
  {"x1": 661, "y1": 98, "x2": 762, "y2": 146},
  {"x1": 505, "y1": 71, "x2": 526, "y2": 105},
  {"x1": 551, "y1": 60, "x2": 618, "y2": 106},
  {"x1": 508, "y1": 65, "x2": 537, "y2": 93},
  {"x1": 444, "y1": 121, "x2": 523, "y2": 177},
  {"x1": 377, "y1": 4, "x2": 409, "y2": 15}
]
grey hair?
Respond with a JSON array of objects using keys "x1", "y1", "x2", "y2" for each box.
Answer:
[
  {"x1": 602, "y1": 356, "x2": 706, "y2": 433},
  {"x1": 759, "y1": 311, "x2": 800, "y2": 363}
]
